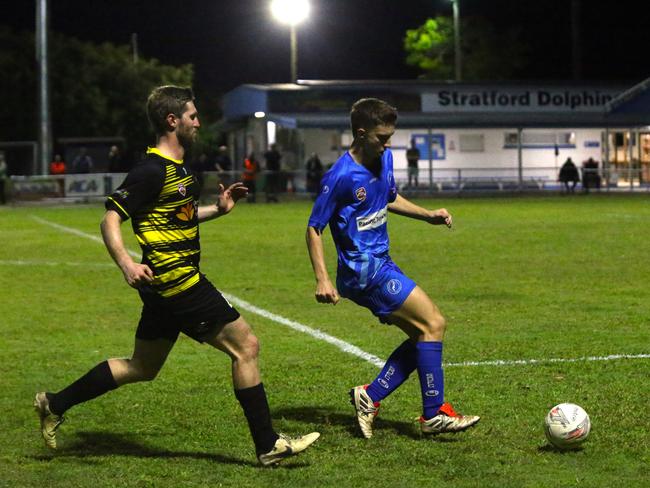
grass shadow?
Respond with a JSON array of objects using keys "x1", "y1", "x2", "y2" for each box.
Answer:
[
  {"x1": 272, "y1": 405, "x2": 461, "y2": 443},
  {"x1": 537, "y1": 443, "x2": 585, "y2": 454},
  {"x1": 28, "y1": 431, "x2": 259, "y2": 467}
]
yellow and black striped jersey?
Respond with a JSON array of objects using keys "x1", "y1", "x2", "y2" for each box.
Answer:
[{"x1": 105, "y1": 147, "x2": 201, "y2": 299}]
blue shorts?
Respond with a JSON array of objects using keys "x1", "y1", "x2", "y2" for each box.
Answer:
[{"x1": 338, "y1": 260, "x2": 417, "y2": 323}]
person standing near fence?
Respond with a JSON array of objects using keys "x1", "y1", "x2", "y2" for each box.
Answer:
[
  {"x1": 214, "y1": 145, "x2": 232, "y2": 186},
  {"x1": 558, "y1": 157, "x2": 579, "y2": 193},
  {"x1": 242, "y1": 153, "x2": 260, "y2": 203},
  {"x1": 306, "y1": 152, "x2": 324, "y2": 200},
  {"x1": 71, "y1": 147, "x2": 93, "y2": 174},
  {"x1": 406, "y1": 138, "x2": 420, "y2": 189},
  {"x1": 264, "y1": 144, "x2": 282, "y2": 203},
  {"x1": 582, "y1": 157, "x2": 601, "y2": 193},
  {"x1": 0, "y1": 152, "x2": 7, "y2": 204}
]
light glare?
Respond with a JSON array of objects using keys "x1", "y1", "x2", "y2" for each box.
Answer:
[
  {"x1": 271, "y1": 0, "x2": 310, "y2": 26},
  {"x1": 267, "y1": 121, "x2": 277, "y2": 145},
  {"x1": 254, "y1": 111, "x2": 266, "y2": 118}
]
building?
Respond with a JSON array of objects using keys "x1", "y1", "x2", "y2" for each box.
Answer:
[{"x1": 222, "y1": 79, "x2": 650, "y2": 191}]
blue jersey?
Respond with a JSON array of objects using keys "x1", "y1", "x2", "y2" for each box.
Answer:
[{"x1": 308, "y1": 150, "x2": 398, "y2": 291}]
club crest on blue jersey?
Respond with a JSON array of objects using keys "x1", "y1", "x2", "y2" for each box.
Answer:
[
  {"x1": 178, "y1": 183, "x2": 186, "y2": 196},
  {"x1": 386, "y1": 279, "x2": 402, "y2": 294},
  {"x1": 355, "y1": 187, "x2": 367, "y2": 201}
]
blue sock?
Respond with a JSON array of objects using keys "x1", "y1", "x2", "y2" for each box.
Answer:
[
  {"x1": 366, "y1": 340, "x2": 417, "y2": 403},
  {"x1": 416, "y1": 341, "x2": 444, "y2": 419}
]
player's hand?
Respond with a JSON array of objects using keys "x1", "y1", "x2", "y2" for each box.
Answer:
[
  {"x1": 216, "y1": 182, "x2": 249, "y2": 215},
  {"x1": 122, "y1": 262, "x2": 154, "y2": 288},
  {"x1": 428, "y1": 208, "x2": 452, "y2": 228},
  {"x1": 315, "y1": 280, "x2": 340, "y2": 305}
]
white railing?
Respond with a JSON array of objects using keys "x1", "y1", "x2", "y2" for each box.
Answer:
[{"x1": 5, "y1": 166, "x2": 649, "y2": 203}]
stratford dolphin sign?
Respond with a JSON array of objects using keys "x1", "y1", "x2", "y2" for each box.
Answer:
[{"x1": 422, "y1": 87, "x2": 621, "y2": 113}]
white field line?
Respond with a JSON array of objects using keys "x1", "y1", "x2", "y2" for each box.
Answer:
[
  {"x1": 31, "y1": 216, "x2": 140, "y2": 259},
  {"x1": 31, "y1": 215, "x2": 650, "y2": 369},
  {"x1": 445, "y1": 354, "x2": 650, "y2": 368},
  {"x1": 222, "y1": 293, "x2": 385, "y2": 368}
]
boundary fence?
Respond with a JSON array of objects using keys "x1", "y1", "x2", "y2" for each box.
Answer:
[{"x1": 4, "y1": 167, "x2": 649, "y2": 204}]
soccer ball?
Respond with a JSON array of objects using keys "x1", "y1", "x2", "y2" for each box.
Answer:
[{"x1": 544, "y1": 403, "x2": 591, "y2": 449}]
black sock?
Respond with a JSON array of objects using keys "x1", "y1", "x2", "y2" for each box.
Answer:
[
  {"x1": 47, "y1": 361, "x2": 118, "y2": 416},
  {"x1": 234, "y1": 383, "x2": 279, "y2": 455}
]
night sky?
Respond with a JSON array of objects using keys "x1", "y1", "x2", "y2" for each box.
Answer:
[{"x1": 5, "y1": 0, "x2": 650, "y2": 95}]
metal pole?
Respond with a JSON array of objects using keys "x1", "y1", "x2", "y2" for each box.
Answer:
[
  {"x1": 427, "y1": 127, "x2": 433, "y2": 194},
  {"x1": 290, "y1": 24, "x2": 297, "y2": 83},
  {"x1": 452, "y1": 0, "x2": 462, "y2": 81},
  {"x1": 36, "y1": 0, "x2": 51, "y2": 176},
  {"x1": 634, "y1": 127, "x2": 643, "y2": 190},
  {"x1": 517, "y1": 128, "x2": 523, "y2": 190},
  {"x1": 628, "y1": 130, "x2": 634, "y2": 190},
  {"x1": 604, "y1": 127, "x2": 610, "y2": 191},
  {"x1": 131, "y1": 33, "x2": 139, "y2": 64},
  {"x1": 571, "y1": 0, "x2": 582, "y2": 80}
]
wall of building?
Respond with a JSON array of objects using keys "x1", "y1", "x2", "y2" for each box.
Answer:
[
  {"x1": 335, "y1": 127, "x2": 604, "y2": 183},
  {"x1": 233, "y1": 120, "x2": 607, "y2": 185}
]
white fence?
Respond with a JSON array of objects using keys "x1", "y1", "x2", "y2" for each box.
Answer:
[{"x1": 4, "y1": 167, "x2": 649, "y2": 203}]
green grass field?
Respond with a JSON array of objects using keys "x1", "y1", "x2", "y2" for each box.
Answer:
[{"x1": 1, "y1": 195, "x2": 649, "y2": 487}]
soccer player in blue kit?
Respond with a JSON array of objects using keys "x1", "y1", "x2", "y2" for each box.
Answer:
[{"x1": 306, "y1": 98, "x2": 480, "y2": 438}]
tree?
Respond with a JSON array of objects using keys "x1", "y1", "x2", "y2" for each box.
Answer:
[
  {"x1": 404, "y1": 17, "x2": 455, "y2": 79},
  {"x1": 404, "y1": 16, "x2": 527, "y2": 81},
  {"x1": 0, "y1": 27, "x2": 194, "y2": 152}
]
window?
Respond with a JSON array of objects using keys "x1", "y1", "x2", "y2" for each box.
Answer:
[
  {"x1": 504, "y1": 131, "x2": 575, "y2": 148},
  {"x1": 459, "y1": 134, "x2": 485, "y2": 152}
]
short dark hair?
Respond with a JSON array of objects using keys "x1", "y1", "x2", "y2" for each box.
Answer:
[
  {"x1": 146, "y1": 85, "x2": 195, "y2": 136},
  {"x1": 350, "y1": 98, "x2": 397, "y2": 135}
]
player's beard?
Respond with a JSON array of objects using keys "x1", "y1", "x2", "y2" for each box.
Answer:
[{"x1": 177, "y1": 124, "x2": 197, "y2": 152}]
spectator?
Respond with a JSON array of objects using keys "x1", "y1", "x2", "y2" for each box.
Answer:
[
  {"x1": 214, "y1": 145, "x2": 232, "y2": 186},
  {"x1": 214, "y1": 145, "x2": 232, "y2": 172},
  {"x1": 50, "y1": 154, "x2": 66, "y2": 175},
  {"x1": 190, "y1": 153, "x2": 210, "y2": 200},
  {"x1": 558, "y1": 157, "x2": 579, "y2": 193},
  {"x1": 72, "y1": 147, "x2": 93, "y2": 174},
  {"x1": 108, "y1": 145, "x2": 122, "y2": 172},
  {"x1": 263, "y1": 144, "x2": 282, "y2": 203},
  {"x1": 582, "y1": 157, "x2": 601, "y2": 193},
  {"x1": 0, "y1": 152, "x2": 7, "y2": 204},
  {"x1": 50, "y1": 153, "x2": 66, "y2": 196},
  {"x1": 406, "y1": 138, "x2": 421, "y2": 189},
  {"x1": 305, "y1": 152, "x2": 324, "y2": 200},
  {"x1": 242, "y1": 153, "x2": 260, "y2": 203}
]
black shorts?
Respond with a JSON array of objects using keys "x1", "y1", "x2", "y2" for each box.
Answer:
[{"x1": 136, "y1": 276, "x2": 240, "y2": 343}]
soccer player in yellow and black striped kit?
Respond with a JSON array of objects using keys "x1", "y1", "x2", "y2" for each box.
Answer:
[{"x1": 34, "y1": 85, "x2": 319, "y2": 466}]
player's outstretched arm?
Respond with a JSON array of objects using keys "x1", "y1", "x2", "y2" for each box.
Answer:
[
  {"x1": 306, "y1": 226, "x2": 340, "y2": 305},
  {"x1": 198, "y1": 182, "x2": 248, "y2": 222},
  {"x1": 388, "y1": 194, "x2": 452, "y2": 228},
  {"x1": 100, "y1": 210, "x2": 154, "y2": 288}
]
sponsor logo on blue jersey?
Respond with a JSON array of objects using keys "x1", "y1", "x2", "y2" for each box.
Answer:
[{"x1": 356, "y1": 206, "x2": 388, "y2": 231}]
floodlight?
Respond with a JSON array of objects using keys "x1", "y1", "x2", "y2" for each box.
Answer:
[{"x1": 271, "y1": 0, "x2": 310, "y2": 26}]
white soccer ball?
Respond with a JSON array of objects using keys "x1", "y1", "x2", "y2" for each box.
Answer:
[{"x1": 544, "y1": 403, "x2": 591, "y2": 450}]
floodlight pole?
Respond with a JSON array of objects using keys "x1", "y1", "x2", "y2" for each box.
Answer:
[
  {"x1": 36, "y1": 0, "x2": 51, "y2": 175},
  {"x1": 451, "y1": 0, "x2": 462, "y2": 81},
  {"x1": 290, "y1": 23, "x2": 298, "y2": 83}
]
